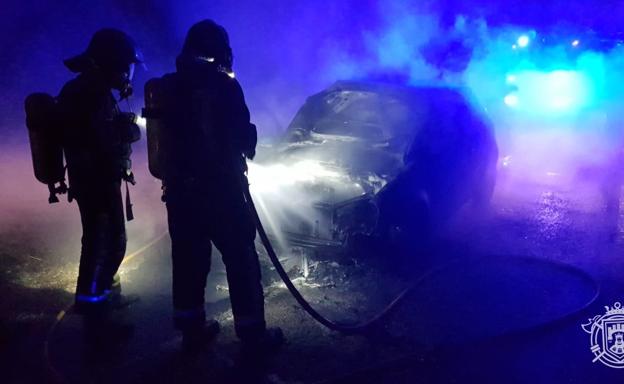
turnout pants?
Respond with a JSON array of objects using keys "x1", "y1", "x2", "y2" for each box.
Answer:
[
  {"x1": 165, "y1": 177, "x2": 266, "y2": 340},
  {"x1": 74, "y1": 182, "x2": 127, "y2": 309}
]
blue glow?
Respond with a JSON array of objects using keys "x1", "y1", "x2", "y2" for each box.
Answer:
[
  {"x1": 517, "y1": 35, "x2": 530, "y2": 48},
  {"x1": 504, "y1": 70, "x2": 593, "y2": 115},
  {"x1": 75, "y1": 290, "x2": 112, "y2": 303}
]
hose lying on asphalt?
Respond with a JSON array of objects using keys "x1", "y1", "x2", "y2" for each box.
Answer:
[
  {"x1": 245, "y1": 176, "x2": 601, "y2": 336},
  {"x1": 241, "y1": 176, "x2": 421, "y2": 334}
]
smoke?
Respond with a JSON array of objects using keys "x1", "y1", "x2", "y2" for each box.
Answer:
[{"x1": 306, "y1": 2, "x2": 624, "y2": 184}]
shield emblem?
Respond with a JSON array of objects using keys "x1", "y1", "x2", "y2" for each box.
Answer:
[{"x1": 602, "y1": 316, "x2": 624, "y2": 363}]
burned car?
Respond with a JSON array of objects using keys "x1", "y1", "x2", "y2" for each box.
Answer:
[{"x1": 249, "y1": 81, "x2": 498, "y2": 254}]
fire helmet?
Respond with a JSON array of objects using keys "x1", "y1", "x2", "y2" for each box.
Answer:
[
  {"x1": 64, "y1": 28, "x2": 143, "y2": 73},
  {"x1": 181, "y1": 20, "x2": 233, "y2": 70}
]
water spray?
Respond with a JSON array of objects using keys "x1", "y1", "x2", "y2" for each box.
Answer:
[{"x1": 240, "y1": 172, "x2": 416, "y2": 333}]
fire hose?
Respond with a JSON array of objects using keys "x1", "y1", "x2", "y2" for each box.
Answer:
[
  {"x1": 241, "y1": 174, "x2": 600, "y2": 335},
  {"x1": 241, "y1": 176, "x2": 422, "y2": 334}
]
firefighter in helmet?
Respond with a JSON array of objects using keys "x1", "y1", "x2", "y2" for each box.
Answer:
[
  {"x1": 56, "y1": 29, "x2": 142, "y2": 322},
  {"x1": 144, "y1": 20, "x2": 283, "y2": 351}
]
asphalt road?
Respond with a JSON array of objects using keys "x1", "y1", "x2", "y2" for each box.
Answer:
[{"x1": 2, "y1": 156, "x2": 624, "y2": 383}]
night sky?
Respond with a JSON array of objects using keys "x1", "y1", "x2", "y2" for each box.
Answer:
[{"x1": 2, "y1": 0, "x2": 623, "y2": 140}]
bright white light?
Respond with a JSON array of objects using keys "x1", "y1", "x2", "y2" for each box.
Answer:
[
  {"x1": 506, "y1": 74, "x2": 517, "y2": 84},
  {"x1": 512, "y1": 44, "x2": 518, "y2": 50},
  {"x1": 551, "y1": 96, "x2": 572, "y2": 109},
  {"x1": 517, "y1": 35, "x2": 530, "y2": 48},
  {"x1": 247, "y1": 160, "x2": 342, "y2": 194},
  {"x1": 504, "y1": 69, "x2": 592, "y2": 115},
  {"x1": 504, "y1": 94, "x2": 519, "y2": 107},
  {"x1": 545, "y1": 71, "x2": 587, "y2": 110},
  {"x1": 572, "y1": 40, "x2": 580, "y2": 47},
  {"x1": 501, "y1": 155, "x2": 512, "y2": 168},
  {"x1": 136, "y1": 116, "x2": 147, "y2": 131}
]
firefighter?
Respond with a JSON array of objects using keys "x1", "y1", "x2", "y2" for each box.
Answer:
[
  {"x1": 56, "y1": 29, "x2": 142, "y2": 321},
  {"x1": 146, "y1": 20, "x2": 283, "y2": 352}
]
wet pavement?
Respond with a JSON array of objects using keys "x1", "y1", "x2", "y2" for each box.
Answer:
[{"x1": 2, "y1": 153, "x2": 624, "y2": 383}]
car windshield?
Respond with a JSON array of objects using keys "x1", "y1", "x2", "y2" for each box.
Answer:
[
  {"x1": 287, "y1": 84, "x2": 474, "y2": 145},
  {"x1": 310, "y1": 90, "x2": 419, "y2": 141}
]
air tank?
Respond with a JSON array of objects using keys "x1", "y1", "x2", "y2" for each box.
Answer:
[
  {"x1": 24, "y1": 93, "x2": 65, "y2": 197},
  {"x1": 143, "y1": 78, "x2": 165, "y2": 180}
]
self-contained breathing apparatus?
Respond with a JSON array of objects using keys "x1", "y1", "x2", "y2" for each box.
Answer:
[
  {"x1": 113, "y1": 110, "x2": 141, "y2": 221},
  {"x1": 143, "y1": 72, "x2": 245, "y2": 183},
  {"x1": 26, "y1": 27, "x2": 142, "y2": 205},
  {"x1": 25, "y1": 93, "x2": 68, "y2": 203},
  {"x1": 143, "y1": 78, "x2": 166, "y2": 181},
  {"x1": 25, "y1": 92, "x2": 141, "y2": 210}
]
